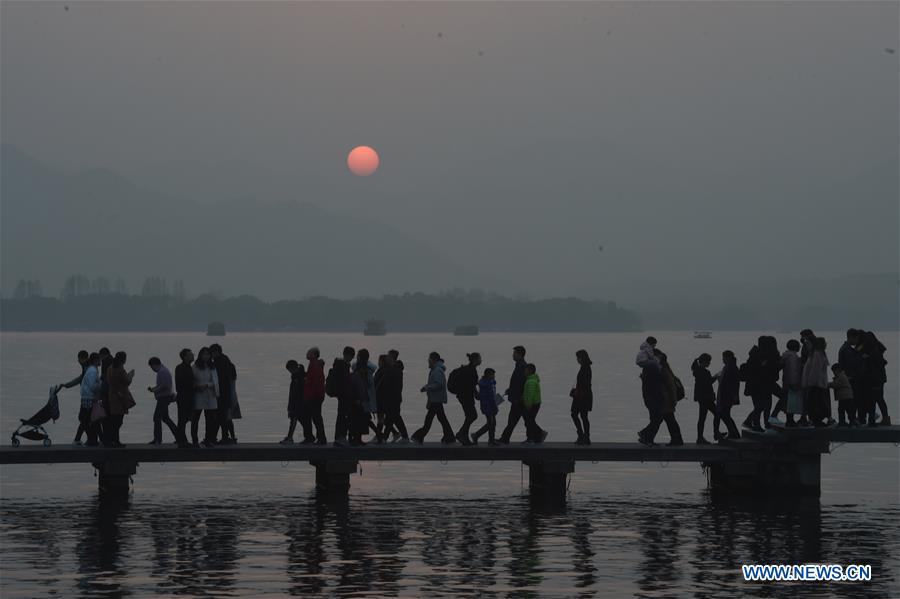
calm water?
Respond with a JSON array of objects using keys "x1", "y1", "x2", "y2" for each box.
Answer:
[{"x1": 1, "y1": 331, "x2": 898, "y2": 597}]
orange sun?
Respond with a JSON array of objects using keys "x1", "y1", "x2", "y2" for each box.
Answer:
[{"x1": 347, "y1": 145, "x2": 380, "y2": 176}]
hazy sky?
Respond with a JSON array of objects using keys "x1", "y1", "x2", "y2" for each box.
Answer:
[{"x1": 2, "y1": 1, "x2": 898, "y2": 304}]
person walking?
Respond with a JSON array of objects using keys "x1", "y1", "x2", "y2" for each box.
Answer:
[
  {"x1": 498, "y1": 346, "x2": 528, "y2": 444},
  {"x1": 148, "y1": 357, "x2": 179, "y2": 445},
  {"x1": 191, "y1": 347, "x2": 220, "y2": 447},
  {"x1": 801, "y1": 336, "x2": 830, "y2": 427},
  {"x1": 78, "y1": 352, "x2": 102, "y2": 446},
  {"x1": 59, "y1": 350, "x2": 90, "y2": 445},
  {"x1": 691, "y1": 353, "x2": 717, "y2": 444},
  {"x1": 381, "y1": 352, "x2": 409, "y2": 443},
  {"x1": 714, "y1": 351, "x2": 741, "y2": 440},
  {"x1": 781, "y1": 340, "x2": 804, "y2": 427},
  {"x1": 521, "y1": 363, "x2": 547, "y2": 444},
  {"x1": 280, "y1": 359, "x2": 306, "y2": 444},
  {"x1": 353, "y1": 349, "x2": 379, "y2": 440},
  {"x1": 304, "y1": 347, "x2": 328, "y2": 444},
  {"x1": 412, "y1": 352, "x2": 455, "y2": 444},
  {"x1": 327, "y1": 347, "x2": 355, "y2": 446},
  {"x1": 471, "y1": 368, "x2": 499, "y2": 445},
  {"x1": 105, "y1": 351, "x2": 136, "y2": 448},
  {"x1": 636, "y1": 338, "x2": 683, "y2": 446},
  {"x1": 174, "y1": 348, "x2": 194, "y2": 448},
  {"x1": 449, "y1": 353, "x2": 480, "y2": 445},
  {"x1": 570, "y1": 349, "x2": 593, "y2": 445},
  {"x1": 210, "y1": 344, "x2": 237, "y2": 444}
]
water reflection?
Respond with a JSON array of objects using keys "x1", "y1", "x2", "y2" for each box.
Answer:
[{"x1": 1, "y1": 493, "x2": 898, "y2": 598}]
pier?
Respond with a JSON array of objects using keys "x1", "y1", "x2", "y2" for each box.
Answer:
[{"x1": 2, "y1": 426, "x2": 897, "y2": 501}]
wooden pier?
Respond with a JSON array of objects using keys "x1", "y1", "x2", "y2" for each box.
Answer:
[{"x1": 2, "y1": 426, "x2": 898, "y2": 501}]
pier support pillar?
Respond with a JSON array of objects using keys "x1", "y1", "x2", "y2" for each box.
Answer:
[
  {"x1": 96, "y1": 461, "x2": 137, "y2": 497},
  {"x1": 310, "y1": 460, "x2": 358, "y2": 496},
  {"x1": 705, "y1": 443, "x2": 824, "y2": 497},
  {"x1": 524, "y1": 460, "x2": 574, "y2": 503}
]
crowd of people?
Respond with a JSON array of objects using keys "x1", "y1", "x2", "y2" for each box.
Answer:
[
  {"x1": 53, "y1": 329, "x2": 889, "y2": 449},
  {"x1": 636, "y1": 329, "x2": 891, "y2": 447}
]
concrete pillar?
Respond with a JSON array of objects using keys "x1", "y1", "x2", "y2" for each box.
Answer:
[
  {"x1": 310, "y1": 460, "x2": 358, "y2": 495},
  {"x1": 524, "y1": 460, "x2": 574, "y2": 503},
  {"x1": 705, "y1": 454, "x2": 821, "y2": 497},
  {"x1": 96, "y1": 461, "x2": 138, "y2": 497}
]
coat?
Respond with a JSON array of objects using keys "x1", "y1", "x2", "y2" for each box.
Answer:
[
  {"x1": 716, "y1": 363, "x2": 740, "y2": 411},
  {"x1": 106, "y1": 365, "x2": 136, "y2": 416},
  {"x1": 478, "y1": 378, "x2": 498, "y2": 416},
  {"x1": 523, "y1": 373, "x2": 542, "y2": 408},
  {"x1": 830, "y1": 371, "x2": 853, "y2": 401},
  {"x1": 507, "y1": 359, "x2": 527, "y2": 403},
  {"x1": 423, "y1": 361, "x2": 448, "y2": 404},
  {"x1": 304, "y1": 359, "x2": 325, "y2": 402},
  {"x1": 571, "y1": 365, "x2": 593, "y2": 412},
  {"x1": 192, "y1": 365, "x2": 219, "y2": 410},
  {"x1": 287, "y1": 367, "x2": 305, "y2": 419},
  {"x1": 801, "y1": 350, "x2": 829, "y2": 390},
  {"x1": 781, "y1": 351, "x2": 802, "y2": 390},
  {"x1": 691, "y1": 361, "x2": 715, "y2": 407}
]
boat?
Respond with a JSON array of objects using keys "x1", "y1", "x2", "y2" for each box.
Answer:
[
  {"x1": 363, "y1": 319, "x2": 387, "y2": 336},
  {"x1": 693, "y1": 331, "x2": 712, "y2": 339},
  {"x1": 206, "y1": 321, "x2": 226, "y2": 336},
  {"x1": 453, "y1": 325, "x2": 479, "y2": 336}
]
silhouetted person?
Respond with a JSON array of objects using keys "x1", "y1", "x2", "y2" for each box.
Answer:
[
  {"x1": 105, "y1": 351, "x2": 135, "y2": 447},
  {"x1": 304, "y1": 347, "x2": 328, "y2": 444},
  {"x1": 349, "y1": 353, "x2": 371, "y2": 446},
  {"x1": 781, "y1": 340, "x2": 804, "y2": 427},
  {"x1": 210, "y1": 344, "x2": 237, "y2": 444},
  {"x1": 147, "y1": 356, "x2": 178, "y2": 444},
  {"x1": 715, "y1": 350, "x2": 741, "y2": 440},
  {"x1": 521, "y1": 363, "x2": 547, "y2": 443},
  {"x1": 450, "y1": 352, "x2": 480, "y2": 445},
  {"x1": 174, "y1": 348, "x2": 194, "y2": 447},
  {"x1": 859, "y1": 330, "x2": 890, "y2": 426},
  {"x1": 691, "y1": 353, "x2": 716, "y2": 444},
  {"x1": 328, "y1": 346, "x2": 355, "y2": 446},
  {"x1": 380, "y1": 352, "x2": 409, "y2": 443},
  {"x1": 571, "y1": 349, "x2": 593, "y2": 445},
  {"x1": 802, "y1": 336, "x2": 829, "y2": 427},
  {"x1": 471, "y1": 367, "x2": 499, "y2": 444},
  {"x1": 281, "y1": 359, "x2": 306, "y2": 444},
  {"x1": 838, "y1": 329, "x2": 863, "y2": 424},
  {"x1": 78, "y1": 352, "x2": 102, "y2": 446},
  {"x1": 829, "y1": 364, "x2": 854, "y2": 426},
  {"x1": 637, "y1": 338, "x2": 683, "y2": 446},
  {"x1": 59, "y1": 349, "x2": 89, "y2": 445},
  {"x1": 353, "y1": 348, "x2": 379, "y2": 441},
  {"x1": 499, "y1": 345, "x2": 528, "y2": 444},
  {"x1": 191, "y1": 346, "x2": 219, "y2": 447},
  {"x1": 412, "y1": 352, "x2": 455, "y2": 444}
]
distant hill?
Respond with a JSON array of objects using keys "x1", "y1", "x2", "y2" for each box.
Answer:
[{"x1": 0, "y1": 144, "x2": 479, "y2": 300}]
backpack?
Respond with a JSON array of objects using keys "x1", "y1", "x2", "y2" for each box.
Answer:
[
  {"x1": 446, "y1": 366, "x2": 466, "y2": 395},
  {"x1": 325, "y1": 368, "x2": 338, "y2": 398},
  {"x1": 673, "y1": 375, "x2": 686, "y2": 401}
]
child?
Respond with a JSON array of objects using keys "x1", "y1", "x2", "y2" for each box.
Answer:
[
  {"x1": 781, "y1": 340, "x2": 804, "y2": 427},
  {"x1": 522, "y1": 363, "x2": 548, "y2": 444},
  {"x1": 280, "y1": 359, "x2": 305, "y2": 445},
  {"x1": 829, "y1": 364, "x2": 855, "y2": 427},
  {"x1": 471, "y1": 368, "x2": 499, "y2": 445}
]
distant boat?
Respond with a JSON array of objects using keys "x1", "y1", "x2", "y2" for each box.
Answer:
[
  {"x1": 693, "y1": 331, "x2": 712, "y2": 339},
  {"x1": 206, "y1": 321, "x2": 226, "y2": 336},
  {"x1": 453, "y1": 325, "x2": 479, "y2": 336},
  {"x1": 364, "y1": 319, "x2": 387, "y2": 336}
]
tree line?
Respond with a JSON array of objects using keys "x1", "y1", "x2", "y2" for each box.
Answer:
[{"x1": 0, "y1": 289, "x2": 641, "y2": 332}]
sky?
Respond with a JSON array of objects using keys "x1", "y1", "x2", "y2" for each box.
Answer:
[{"x1": 1, "y1": 1, "x2": 898, "y2": 307}]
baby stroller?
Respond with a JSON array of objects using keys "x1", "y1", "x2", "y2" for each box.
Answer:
[{"x1": 11, "y1": 385, "x2": 61, "y2": 447}]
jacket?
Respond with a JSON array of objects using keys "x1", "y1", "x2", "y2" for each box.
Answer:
[
  {"x1": 716, "y1": 362, "x2": 741, "y2": 408},
  {"x1": 829, "y1": 371, "x2": 853, "y2": 401},
  {"x1": 423, "y1": 361, "x2": 448, "y2": 404},
  {"x1": 523, "y1": 373, "x2": 542, "y2": 408},
  {"x1": 691, "y1": 361, "x2": 715, "y2": 404},
  {"x1": 507, "y1": 359, "x2": 528, "y2": 403},
  {"x1": 354, "y1": 360, "x2": 377, "y2": 412},
  {"x1": 781, "y1": 350, "x2": 802, "y2": 390},
  {"x1": 801, "y1": 350, "x2": 829, "y2": 389},
  {"x1": 838, "y1": 342, "x2": 862, "y2": 380},
  {"x1": 288, "y1": 367, "x2": 305, "y2": 417},
  {"x1": 106, "y1": 365, "x2": 136, "y2": 416},
  {"x1": 478, "y1": 378, "x2": 498, "y2": 415},
  {"x1": 192, "y1": 365, "x2": 219, "y2": 410},
  {"x1": 455, "y1": 363, "x2": 479, "y2": 401},
  {"x1": 79, "y1": 365, "x2": 101, "y2": 409},
  {"x1": 304, "y1": 359, "x2": 325, "y2": 402}
]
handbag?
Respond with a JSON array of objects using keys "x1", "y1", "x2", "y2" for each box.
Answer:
[{"x1": 90, "y1": 397, "x2": 107, "y2": 422}]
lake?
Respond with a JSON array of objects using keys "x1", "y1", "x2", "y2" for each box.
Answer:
[{"x1": 1, "y1": 331, "x2": 898, "y2": 597}]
